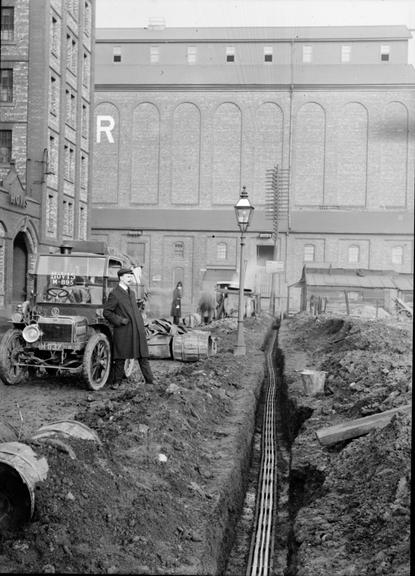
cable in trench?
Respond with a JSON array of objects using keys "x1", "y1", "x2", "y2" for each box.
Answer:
[{"x1": 245, "y1": 328, "x2": 278, "y2": 576}]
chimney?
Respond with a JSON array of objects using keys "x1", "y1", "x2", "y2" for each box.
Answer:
[
  {"x1": 147, "y1": 16, "x2": 166, "y2": 30},
  {"x1": 60, "y1": 244, "x2": 72, "y2": 254}
]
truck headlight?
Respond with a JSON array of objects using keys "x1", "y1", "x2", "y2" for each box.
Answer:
[{"x1": 22, "y1": 324, "x2": 41, "y2": 343}]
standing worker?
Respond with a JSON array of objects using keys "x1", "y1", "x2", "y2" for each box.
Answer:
[
  {"x1": 170, "y1": 281, "x2": 183, "y2": 325},
  {"x1": 104, "y1": 267, "x2": 155, "y2": 389}
]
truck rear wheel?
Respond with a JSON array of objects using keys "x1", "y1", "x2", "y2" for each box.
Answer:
[
  {"x1": 0, "y1": 329, "x2": 28, "y2": 386},
  {"x1": 82, "y1": 332, "x2": 111, "y2": 391}
]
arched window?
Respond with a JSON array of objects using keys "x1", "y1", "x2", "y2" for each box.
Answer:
[
  {"x1": 174, "y1": 241, "x2": 184, "y2": 258},
  {"x1": 217, "y1": 242, "x2": 227, "y2": 260},
  {"x1": 391, "y1": 245, "x2": 403, "y2": 265},
  {"x1": 303, "y1": 244, "x2": 315, "y2": 262},
  {"x1": 348, "y1": 245, "x2": 360, "y2": 264}
]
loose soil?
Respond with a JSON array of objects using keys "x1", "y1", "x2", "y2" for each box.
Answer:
[
  {"x1": 0, "y1": 316, "x2": 266, "y2": 574},
  {"x1": 278, "y1": 313, "x2": 412, "y2": 576},
  {"x1": 0, "y1": 312, "x2": 412, "y2": 575}
]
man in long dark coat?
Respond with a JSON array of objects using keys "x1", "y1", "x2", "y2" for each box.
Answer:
[{"x1": 104, "y1": 268, "x2": 155, "y2": 389}]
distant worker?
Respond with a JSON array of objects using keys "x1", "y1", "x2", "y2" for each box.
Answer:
[
  {"x1": 170, "y1": 281, "x2": 183, "y2": 325},
  {"x1": 104, "y1": 267, "x2": 155, "y2": 389},
  {"x1": 216, "y1": 290, "x2": 228, "y2": 320},
  {"x1": 198, "y1": 291, "x2": 216, "y2": 324}
]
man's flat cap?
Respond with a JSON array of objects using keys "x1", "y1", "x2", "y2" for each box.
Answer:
[{"x1": 117, "y1": 267, "x2": 134, "y2": 278}]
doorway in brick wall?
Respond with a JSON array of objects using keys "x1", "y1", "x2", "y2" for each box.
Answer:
[{"x1": 12, "y1": 232, "x2": 28, "y2": 303}]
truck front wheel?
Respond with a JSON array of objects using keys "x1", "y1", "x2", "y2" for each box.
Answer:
[
  {"x1": 82, "y1": 332, "x2": 111, "y2": 391},
  {"x1": 0, "y1": 329, "x2": 28, "y2": 386}
]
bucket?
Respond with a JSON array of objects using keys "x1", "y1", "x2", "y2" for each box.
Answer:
[
  {"x1": 0, "y1": 442, "x2": 49, "y2": 528},
  {"x1": 300, "y1": 370, "x2": 327, "y2": 395},
  {"x1": 172, "y1": 331, "x2": 217, "y2": 362},
  {"x1": 31, "y1": 420, "x2": 101, "y2": 443},
  {"x1": 147, "y1": 334, "x2": 173, "y2": 359}
]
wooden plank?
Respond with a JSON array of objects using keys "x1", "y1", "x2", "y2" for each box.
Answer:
[{"x1": 316, "y1": 404, "x2": 412, "y2": 446}]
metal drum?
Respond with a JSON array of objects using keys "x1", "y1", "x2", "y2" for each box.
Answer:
[{"x1": 0, "y1": 442, "x2": 49, "y2": 528}]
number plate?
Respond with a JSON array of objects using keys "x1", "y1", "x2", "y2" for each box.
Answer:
[{"x1": 37, "y1": 342, "x2": 65, "y2": 351}]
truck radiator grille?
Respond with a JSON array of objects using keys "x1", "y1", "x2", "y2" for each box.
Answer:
[{"x1": 40, "y1": 324, "x2": 73, "y2": 342}]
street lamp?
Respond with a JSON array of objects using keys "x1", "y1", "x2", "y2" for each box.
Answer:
[{"x1": 234, "y1": 186, "x2": 255, "y2": 356}]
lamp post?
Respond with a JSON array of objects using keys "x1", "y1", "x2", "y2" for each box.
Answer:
[{"x1": 234, "y1": 186, "x2": 255, "y2": 356}]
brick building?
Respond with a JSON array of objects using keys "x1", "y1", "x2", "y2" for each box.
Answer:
[
  {"x1": 0, "y1": 0, "x2": 95, "y2": 315},
  {"x1": 91, "y1": 25, "x2": 414, "y2": 314}
]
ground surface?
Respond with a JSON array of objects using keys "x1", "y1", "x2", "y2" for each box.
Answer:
[
  {"x1": 0, "y1": 316, "x2": 266, "y2": 574},
  {"x1": 279, "y1": 314, "x2": 412, "y2": 576},
  {"x1": 0, "y1": 312, "x2": 412, "y2": 575}
]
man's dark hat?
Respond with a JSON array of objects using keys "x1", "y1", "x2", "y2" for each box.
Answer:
[{"x1": 117, "y1": 267, "x2": 134, "y2": 278}]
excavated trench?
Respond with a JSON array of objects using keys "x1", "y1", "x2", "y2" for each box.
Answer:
[{"x1": 223, "y1": 320, "x2": 326, "y2": 576}]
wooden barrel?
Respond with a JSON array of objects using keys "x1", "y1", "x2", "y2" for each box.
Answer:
[
  {"x1": 172, "y1": 331, "x2": 217, "y2": 362},
  {"x1": 147, "y1": 334, "x2": 173, "y2": 359}
]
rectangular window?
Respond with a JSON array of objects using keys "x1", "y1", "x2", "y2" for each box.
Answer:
[
  {"x1": 51, "y1": 15, "x2": 59, "y2": 55},
  {"x1": 81, "y1": 154, "x2": 88, "y2": 188},
  {"x1": 83, "y1": 52, "x2": 90, "y2": 85},
  {"x1": 0, "y1": 130, "x2": 12, "y2": 163},
  {"x1": 187, "y1": 46, "x2": 197, "y2": 64},
  {"x1": 65, "y1": 88, "x2": 76, "y2": 126},
  {"x1": 303, "y1": 244, "x2": 315, "y2": 262},
  {"x1": 50, "y1": 75, "x2": 58, "y2": 115},
  {"x1": 226, "y1": 46, "x2": 235, "y2": 63},
  {"x1": 70, "y1": 147, "x2": 75, "y2": 181},
  {"x1": 79, "y1": 206, "x2": 87, "y2": 240},
  {"x1": 113, "y1": 46, "x2": 121, "y2": 63},
  {"x1": 64, "y1": 144, "x2": 70, "y2": 179},
  {"x1": 391, "y1": 246, "x2": 403, "y2": 265},
  {"x1": 48, "y1": 133, "x2": 58, "y2": 174},
  {"x1": 63, "y1": 200, "x2": 74, "y2": 237},
  {"x1": 1, "y1": 7, "x2": 14, "y2": 42},
  {"x1": 217, "y1": 242, "x2": 227, "y2": 260},
  {"x1": 64, "y1": 143, "x2": 75, "y2": 181},
  {"x1": 341, "y1": 45, "x2": 351, "y2": 63},
  {"x1": 46, "y1": 194, "x2": 57, "y2": 235},
  {"x1": 0, "y1": 69, "x2": 13, "y2": 102},
  {"x1": 66, "y1": 34, "x2": 77, "y2": 72},
  {"x1": 150, "y1": 46, "x2": 159, "y2": 63},
  {"x1": 380, "y1": 45, "x2": 390, "y2": 62},
  {"x1": 302, "y1": 45, "x2": 312, "y2": 63},
  {"x1": 84, "y1": 1, "x2": 91, "y2": 36},
  {"x1": 264, "y1": 46, "x2": 273, "y2": 63},
  {"x1": 81, "y1": 103, "x2": 88, "y2": 138},
  {"x1": 348, "y1": 245, "x2": 360, "y2": 264},
  {"x1": 174, "y1": 242, "x2": 184, "y2": 258},
  {"x1": 68, "y1": 0, "x2": 78, "y2": 16},
  {"x1": 66, "y1": 34, "x2": 72, "y2": 68}
]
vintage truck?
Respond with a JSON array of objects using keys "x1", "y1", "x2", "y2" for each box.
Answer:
[{"x1": 0, "y1": 241, "x2": 141, "y2": 391}]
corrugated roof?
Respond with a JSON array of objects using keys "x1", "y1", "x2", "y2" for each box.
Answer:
[
  {"x1": 96, "y1": 25, "x2": 412, "y2": 42},
  {"x1": 299, "y1": 266, "x2": 413, "y2": 290},
  {"x1": 306, "y1": 272, "x2": 397, "y2": 288},
  {"x1": 392, "y1": 276, "x2": 413, "y2": 291},
  {"x1": 290, "y1": 210, "x2": 414, "y2": 235},
  {"x1": 95, "y1": 63, "x2": 415, "y2": 87}
]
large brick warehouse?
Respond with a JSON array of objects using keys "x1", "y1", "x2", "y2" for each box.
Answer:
[{"x1": 91, "y1": 25, "x2": 415, "y2": 315}]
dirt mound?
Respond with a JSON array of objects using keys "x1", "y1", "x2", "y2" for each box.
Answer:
[
  {"x1": 295, "y1": 412, "x2": 411, "y2": 576},
  {"x1": 0, "y1": 316, "x2": 269, "y2": 574},
  {"x1": 288, "y1": 314, "x2": 412, "y2": 417},
  {"x1": 280, "y1": 313, "x2": 412, "y2": 576}
]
